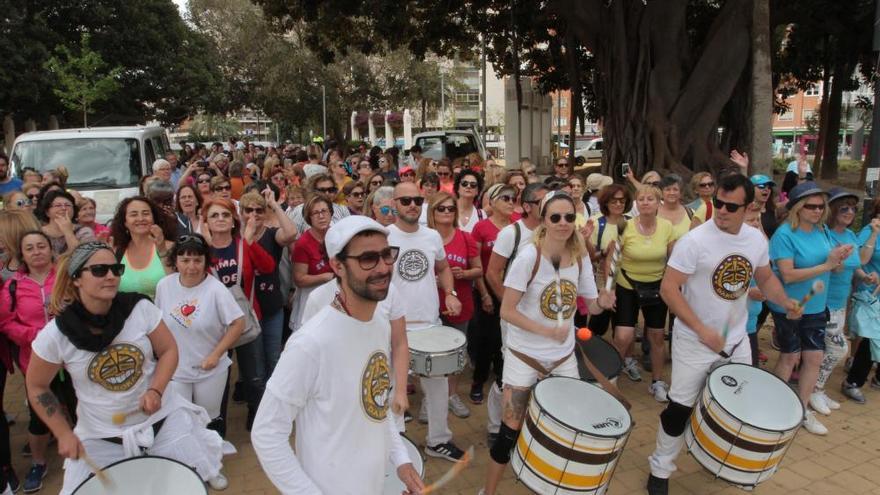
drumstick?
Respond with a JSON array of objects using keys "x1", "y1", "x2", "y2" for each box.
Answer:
[
  {"x1": 603, "y1": 219, "x2": 628, "y2": 292},
  {"x1": 82, "y1": 452, "x2": 112, "y2": 486},
  {"x1": 797, "y1": 280, "x2": 825, "y2": 308},
  {"x1": 550, "y1": 254, "x2": 564, "y2": 327},
  {"x1": 422, "y1": 445, "x2": 473, "y2": 494},
  {"x1": 111, "y1": 408, "x2": 141, "y2": 425}
]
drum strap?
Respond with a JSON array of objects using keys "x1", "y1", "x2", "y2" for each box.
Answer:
[
  {"x1": 509, "y1": 348, "x2": 571, "y2": 378},
  {"x1": 574, "y1": 344, "x2": 632, "y2": 410}
]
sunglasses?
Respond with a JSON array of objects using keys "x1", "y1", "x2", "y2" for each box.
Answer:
[
  {"x1": 26, "y1": 194, "x2": 39, "y2": 200},
  {"x1": 395, "y1": 196, "x2": 425, "y2": 207},
  {"x1": 436, "y1": 171, "x2": 451, "y2": 177},
  {"x1": 839, "y1": 205, "x2": 858, "y2": 214},
  {"x1": 378, "y1": 206, "x2": 398, "y2": 216},
  {"x1": 197, "y1": 179, "x2": 211, "y2": 184},
  {"x1": 401, "y1": 172, "x2": 416, "y2": 177},
  {"x1": 549, "y1": 213, "x2": 577, "y2": 224},
  {"x1": 556, "y1": 162, "x2": 569, "y2": 167},
  {"x1": 435, "y1": 205, "x2": 457, "y2": 213},
  {"x1": 79, "y1": 263, "x2": 125, "y2": 278},
  {"x1": 178, "y1": 234, "x2": 205, "y2": 245},
  {"x1": 243, "y1": 207, "x2": 265, "y2": 214},
  {"x1": 496, "y1": 195, "x2": 514, "y2": 203},
  {"x1": 699, "y1": 182, "x2": 715, "y2": 188},
  {"x1": 712, "y1": 197, "x2": 746, "y2": 213},
  {"x1": 460, "y1": 180, "x2": 478, "y2": 189},
  {"x1": 15, "y1": 199, "x2": 30, "y2": 207},
  {"x1": 608, "y1": 197, "x2": 627, "y2": 205},
  {"x1": 755, "y1": 183, "x2": 771, "y2": 190},
  {"x1": 351, "y1": 191, "x2": 365, "y2": 198},
  {"x1": 802, "y1": 203, "x2": 826, "y2": 211},
  {"x1": 338, "y1": 246, "x2": 400, "y2": 270},
  {"x1": 316, "y1": 186, "x2": 339, "y2": 194},
  {"x1": 213, "y1": 185, "x2": 231, "y2": 191},
  {"x1": 526, "y1": 170, "x2": 537, "y2": 176},
  {"x1": 209, "y1": 211, "x2": 233, "y2": 219}
]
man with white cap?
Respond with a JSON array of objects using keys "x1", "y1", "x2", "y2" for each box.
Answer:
[{"x1": 252, "y1": 216, "x2": 423, "y2": 494}]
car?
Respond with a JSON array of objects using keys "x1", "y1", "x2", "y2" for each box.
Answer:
[
  {"x1": 412, "y1": 129, "x2": 487, "y2": 162},
  {"x1": 10, "y1": 126, "x2": 170, "y2": 223},
  {"x1": 574, "y1": 137, "x2": 603, "y2": 161}
]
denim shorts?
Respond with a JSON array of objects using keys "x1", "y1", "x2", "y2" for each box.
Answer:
[{"x1": 772, "y1": 310, "x2": 828, "y2": 353}]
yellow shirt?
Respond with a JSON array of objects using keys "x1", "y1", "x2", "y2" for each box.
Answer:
[
  {"x1": 660, "y1": 209, "x2": 692, "y2": 242},
  {"x1": 334, "y1": 177, "x2": 353, "y2": 205},
  {"x1": 615, "y1": 217, "x2": 675, "y2": 289},
  {"x1": 693, "y1": 201, "x2": 708, "y2": 223},
  {"x1": 589, "y1": 216, "x2": 620, "y2": 255}
]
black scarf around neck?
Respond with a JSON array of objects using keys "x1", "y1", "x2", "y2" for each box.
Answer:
[{"x1": 56, "y1": 293, "x2": 149, "y2": 352}]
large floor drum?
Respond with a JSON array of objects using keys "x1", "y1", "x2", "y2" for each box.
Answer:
[
  {"x1": 72, "y1": 456, "x2": 207, "y2": 495},
  {"x1": 685, "y1": 363, "x2": 803, "y2": 487},
  {"x1": 576, "y1": 337, "x2": 623, "y2": 385},
  {"x1": 512, "y1": 377, "x2": 632, "y2": 494},
  {"x1": 383, "y1": 435, "x2": 424, "y2": 494}
]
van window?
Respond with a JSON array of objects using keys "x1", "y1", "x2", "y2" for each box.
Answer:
[
  {"x1": 415, "y1": 134, "x2": 478, "y2": 161},
  {"x1": 415, "y1": 137, "x2": 444, "y2": 160},
  {"x1": 12, "y1": 138, "x2": 142, "y2": 189},
  {"x1": 593, "y1": 140, "x2": 603, "y2": 151},
  {"x1": 151, "y1": 136, "x2": 167, "y2": 158},
  {"x1": 145, "y1": 139, "x2": 156, "y2": 166}
]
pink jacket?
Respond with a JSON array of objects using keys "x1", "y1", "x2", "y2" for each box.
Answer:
[{"x1": 0, "y1": 269, "x2": 56, "y2": 372}]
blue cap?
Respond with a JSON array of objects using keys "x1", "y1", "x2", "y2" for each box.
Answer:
[
  {"x1": 786, "y1": 181, "x2": 827, "y2": 210},
  {"x1": 750, "y1": 174, "x2": 775, "y2": 187},
  {"x1": 827, "y1": 187, "x2": 859, "y2": 204}
]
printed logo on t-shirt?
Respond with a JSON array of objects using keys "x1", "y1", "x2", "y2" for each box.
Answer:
[
  {"x1": 397, "y1": 249, "x2": 430, "y2": 282},
  {"x1": 539, "y1": 280, "x2": 578, "y2": 320},
  {"x1": 170, "y1": 299, "x2": 200, "y2": 328},
  {"x1": 87, "y1": 343, "x2": 145, "y2": 392},
  {"x1": 711, "y1": 254, "x2": 753, "y2": 301},
  {"x1": 361, "y1": 351, "x2": 391, "y2": 421}
]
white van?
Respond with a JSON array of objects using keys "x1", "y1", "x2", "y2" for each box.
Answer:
[
  {"x1": 10, "y1": 126, "x2": 170, "y2": 223},
  {"x1": 574, "y1": 137, "x2": 603, "y2": 161}
]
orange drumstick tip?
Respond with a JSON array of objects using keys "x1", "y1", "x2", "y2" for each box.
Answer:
[{"x1": 577, "y1": 327, "x2": 592, "y2": 341}]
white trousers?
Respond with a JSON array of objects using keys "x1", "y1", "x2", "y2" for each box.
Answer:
[
  {"x1": 420, "y1": 376, "x2": 452, "y2": 446},
  {"x1": 169, "y1": 368, "x2": 229, "y2": 419}
]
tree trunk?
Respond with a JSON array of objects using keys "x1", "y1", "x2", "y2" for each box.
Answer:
[
  {"x1": 421, "y1": 99, "x2": 427, "y2": 131},
  {"x1": 819, "y1": 63, "x2": 848, "y2": 180},
  {"x1": 747, "y1": 0, "x2": 772, "y2": 176},
  {"x1": 813, "y1": 62, "x2": 832, "y2": 175},
  {"x1": 2, "y1": 115, "x2": 14, "y2": 155}
]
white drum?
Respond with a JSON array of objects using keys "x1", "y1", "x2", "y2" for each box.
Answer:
[
  {"x1": 686, "y1": 363, "x2": 803, "y2": 487},
  {"x1": 512, "y1": 376, "x2": 631, "y2": 495},
  {"x1": 72, "y1": 456, "x2": 207, "y2": 494},
  {"x1": 383, "y1": 435, "x2": 424, "y2": 495},
  {"x1": 408, "y1": 326, "x2": 467, "y2": 377}
]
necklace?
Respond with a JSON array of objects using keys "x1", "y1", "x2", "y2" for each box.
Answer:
[{"x1": 331, "y1": 291, "x2": 352, "y2": 317}]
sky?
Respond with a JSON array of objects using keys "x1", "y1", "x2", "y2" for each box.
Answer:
[{"x1": 172, "y1": 0, "x2": 188, "y2": 16}]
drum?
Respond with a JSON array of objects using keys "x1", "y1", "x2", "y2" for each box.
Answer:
[
  {"x1": 383, "y1": 435, "x2": 424, "y2": 495},
  {"x1": 512, "y1": 376, "x2": 632, "y2": 495},
  {"x1": 72, "y1": 455, "x2": 207, "y2": 494},
  {"x1": 577, "y1": 337, "x2": 623, "y2": 385},
  {"x1": 685, "y1": 363, "x2": 803, "y2": 487},
  {"x1": 408, "y1": 326, "x2": 467, "y2": 377}
]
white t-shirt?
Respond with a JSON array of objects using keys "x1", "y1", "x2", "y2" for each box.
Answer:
[
  {"x1": 667, "y1": 220, "x2": 770, "y2": 351},
  {"x1": 458, "y1": 207, "x2": 484, "y2": 233},
  {"x1": 155, "y1": 274, "x2": 244, "y2": 383},
  {"x1": 257, "y1": 306, "x2": 407, "y2": 493},
  {"x1": 387, "y1": 224, "x2": 446, "y2": 330},
  {"x1": 31, "y1": 300, "x2": 163, "y2": 440},
  {"x1": 492, "y1": 219, "x2": 534, "y2": 260},
  {"x1": 301, "y1": 279, "x2": 405, "y2": 328},
  {"x1": 503, "y1": 245, "x2": 598, "y2": 361}
]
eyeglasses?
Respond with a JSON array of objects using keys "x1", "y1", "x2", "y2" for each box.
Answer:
[
  {"x1": 378, "y1": 206, "x2": 398, "y2": 216},
  {"x1": 213, "y1": 185, "x2": 232, "y2": 191},
  {"x1": 26, "y1": 194, "x2": 39, "y2": 201},
  {"x1": 712, "y1": 197, "x2": 746, "y2": 213},
  {"x1": 549, "y1": 213, "x2": 577, "y2": 224},
  {"x1": 460, "y1": 180, "x2": 478, "y2": 189},
  {"x1": 395, "y1": 196, "x2": 425, "y2": 207},
  {"x1": 496, "y1": 195, "x2": 514, "y2": 203},
  {"x1": 802, "y1": 203, "x2": 826, "y2": 211},
  {"x1": 338, "y1": 246, "x2": 400, "y2": 270},
  {"x1": 435, "y1": 205, "x2": 456, "y2": 213},
  {"x1": 316, "y1": 186, "x2": 339, "y2": 194},
  {"x1": 243, "y1": 207, "x2": 265, "y2": 214},
  {"x1": 699, "y1": 182, "x2": 715, "y2": 188},
  {"x1": 556, "y1": 162, "x2": 569, "y2": 167},
  {"x1": 78, "y1": 263, "x2": 125, "y2": 278},
  {"x1": 839, "y1": 206, "x2": 858, "y2": 214},
  {"x1": 436, "y1": 171, "x2": 451, "y2": 177},
  {"x1": 608, "y1": 197, "x2": 627, "y2": 205},
  {"x1": 310, "y1": 208, "x2": 331, "y2": 217},
  {"x1": 51, "y1": 202, "x2": 73, "y2": 210},
  {"x1": 525, "y1": 170, "x2": 537, "y2": 176},
  {"x1": 755, "y1": 183, "x2": 771, "y2": 190},
  {"x1": 401, "y1": 172, "x2": 416, "y2": 178},
  {"x1": 178, "y1": 234, "x2": 205, "y2": 245},
  {"x1": 209, "y1": 211, "x2": 233, "y2": 219},
  {"x1": 197, "y1": 178, "x2": 211, "y2": 184}
]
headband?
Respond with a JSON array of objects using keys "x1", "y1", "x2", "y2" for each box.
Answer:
[
  {"x1": 68, "y1": 241, "x2": 113, "y2": 277},
  {"x1": 539, "y1": 190, "x2": 573, "y2": 217},
  {"x1": 487, "y1": 183, "x2": 515, "y2": 201}
]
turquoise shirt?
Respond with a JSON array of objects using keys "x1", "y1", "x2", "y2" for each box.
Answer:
[
  {"x1": 826, "y1": 227, "x2": 861, "y2": 310},
  {"x1": 768, "y1": 222, "x2": 832, "y2": 315},
  {"x1": 858, "y1": 225, "x2": 880, "y2": 293}
]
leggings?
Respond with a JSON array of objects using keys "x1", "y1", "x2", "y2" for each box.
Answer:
[
  {"x1": 169, "y1": 368, "x2": 230, "y2": 419},
  {"x1": 846, "y1": 338, "x2": 880, "y2": 387},
  {"x1": 468, "y1": 294, "x2": 503, "y2": 387},
  {"x1": 815, "y1": 308, "x2": 848, "y2": 389}
]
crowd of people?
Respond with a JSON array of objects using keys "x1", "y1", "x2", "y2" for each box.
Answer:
[{"x1": 0, "y1": 139, "x2": 875, "y2": 495}]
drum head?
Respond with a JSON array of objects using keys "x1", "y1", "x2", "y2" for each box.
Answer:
[
  {"x1": 72, "y1": 456, "x2": 207, "y2": 495},
  {"x1": 577, "y1": 337, "x2": 623, "y2": 381},
  {"x1": 707, "y1": 363, "x2": 804, "y2": 432},
  {"x1": 534, "y1": 376, "x2": 631, "y2": 438},
  {"x1": 384, "y1": 435, "x2": 423, "y2": 494},
  {"x1": 407, "y1": 326, "x2": 466, "y2": 353}
]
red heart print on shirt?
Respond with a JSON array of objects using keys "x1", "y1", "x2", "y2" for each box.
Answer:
[{"x1": 181, "y1": 304, "x2": 196, "y2": 317}]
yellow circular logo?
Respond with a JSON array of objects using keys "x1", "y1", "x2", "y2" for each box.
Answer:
[
  {"x1": 712, "y1": 254, "x2": 754, "y2": 301},
  {"x1": 539, "y1": 279, "x2": 578, "y2": 320},
  {"x1": 87, "y1": 343, "x2": 145, "y2": 392},
  {"x1": 361, "y1": 351, "x2": 391, "y2": 421}
]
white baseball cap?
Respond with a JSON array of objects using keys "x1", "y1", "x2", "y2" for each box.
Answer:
[{"x1": 325, "y1": 216, "x2": 390, "y2": 259}]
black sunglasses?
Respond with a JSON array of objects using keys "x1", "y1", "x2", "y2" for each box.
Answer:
[
  {"x1": 802, "y1": 203, "x2": 826, "y2": 211},
  {"x1": 549, "y1": 213, "x2": 577, "y2": 224},
  {"x1": 435, "y1": 205, "x2": 457, "y2": 213},
  {"x1": 78, "y1": 263, "x2": 125, "y2": 278},
  {"x1": 338, "y1": 246, "x2": 400, "y2": 270},
  {"x1": 712, "y1": 197, "x2": 746, "y2": 213},
  {"x1": 243, "y1": 207, "x2": 265, "y2": 214},
  {"x1": 316, "y1": 186, "x2": 339, "y2": 194},
  {"x1": 213, "y1": 185, "x2": 231, "y2": 191},
  {"x1": 755, "y1": 183, "x2": 771, "y2": 190},
  {"x1": 699, "y1": 181, "x2": 715, "y2": 188},
  {"x1": 395, "y1": 196, "x2": 425, "y2": 207},
  {"x1": 460, "y1": 180, "x2": 479, "y2": 189}
]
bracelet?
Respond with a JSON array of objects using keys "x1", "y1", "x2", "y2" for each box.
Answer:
[
  {"x1": 865, "y1": 244, "x2": 875, "y2": 249},
  {"x1": 147, "y1": 388, "x2": 163, "y2": 398}
]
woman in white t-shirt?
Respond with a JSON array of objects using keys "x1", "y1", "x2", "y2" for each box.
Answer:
[
  {"x1": 481, "y1": 191, "x2": 615, "y2": 495},
  {"x1": 155, "y1": 234, "x2": 244, "y2": 434},
  {"x1": 454, "y1": 169, "x2": 485, "y2": 233},
  {"x1": 26, "y1": 242, "x2": 232, "y2": 493}
]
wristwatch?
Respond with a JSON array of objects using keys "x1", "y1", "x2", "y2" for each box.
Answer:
[{"x1": 446, "y1": 289, "x2": 458, "y2": 297}]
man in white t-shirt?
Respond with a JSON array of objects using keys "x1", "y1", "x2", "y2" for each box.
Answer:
[
  {"x1": 387, "y1": 181, "x2": 466, "y2": 462},
  {"x1": 483, "y1": 182, "x2": 549, "y2": 443},
  {"x1": 251, "y1": 216, "x2": 423, "y2": 494},
  {"x1": 646, "y1": 174, "x2": 800, "y2": 495}
]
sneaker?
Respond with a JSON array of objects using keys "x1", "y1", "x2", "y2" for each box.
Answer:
[
  {"x1": 809, "y1": 392, "x2": 831, "y2": 416},
  {"x1": 449, "y1": 394, "x2": 471, "y2": 418},
  {"x1": 404, "y1": 410, "x2": 413, "y2": 423},
  {"x1": 802, "y1": 411, "x2": 828, "y2": 435},
  {"x1": 425, "y1": 441, "x2": 465, "y2": 462},
  {"x1": 22, "y1": 463, "x2": 46, "y2": 493},
  {"x1": 4, "y1": 467, "x2": 19, "y2": 493},
  {"x1": 418, "y1": 401, "x2": 428, "y2": 424},
  {"x1": 871, "y1": 376, "x2": 880, "y2": 390},
  {"x1": 842, "y1": 381, "x2": 866, "y2": 404},
  {"x1": 820, "y1": 390, "x2": 840, "y2": 410},
  {"x1": 208, "y1": 473, "x2": 229, "y2": 491},
  {"x1": 646, "y1": 473, "x2": 669, "y2": 495},
  {"x1": 469, "y1": 383, "x2": 484, "y2": 404},
  {"x1": 623, "y1": 357, "x2": 642, "y2": 382},
  {"x1": 649, "y1": 381, "x2": 669, "y2": 403}
]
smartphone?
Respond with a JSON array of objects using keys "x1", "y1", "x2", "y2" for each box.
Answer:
[{"x1": 621, "y1": 163, "x2": 630, "y2": 178}]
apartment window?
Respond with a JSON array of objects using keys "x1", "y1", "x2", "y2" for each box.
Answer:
[
  {"x1": 805, "y1": 84, "x2": 822, "y2": 97},
  {"x1": 778, "y1": 109, "x2": 793, "y2": 121},
  {"x1": 802, "y1": 109, "x2": 816, "y2": 121},
  {"x1": 559, "y1": 97, "x2": 567, "y2": 108},
  {"x1": 557, "y1": 118, "x2": 568, "y2": 126}
]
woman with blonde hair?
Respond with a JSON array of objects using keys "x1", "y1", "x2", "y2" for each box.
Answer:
[
  {"x1": 688, "y1": 171, "x2": 716, "y2": 222},
  {"x1": 416, "y1": 157, "x2": 437, "y2": 181},
  {"x1": 3, "y1": 191, "x2": 31, "y2": 212}
]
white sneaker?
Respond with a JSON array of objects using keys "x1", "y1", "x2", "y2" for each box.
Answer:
[
  {"x1": 418, "y1": 400, "x2": 428, "y2": 424},
  {"x1": 803, "y1": 411, "x2": 828, "y2": 435},
  {"x1": 821, "y1": 390, "x2": 841, "y2": 410},
  {"x1": 649, "y1": 380, "x2": 669, "y2": 403},
  {"x1": 208, "y1": 473, "x2": 229, "y2": 490},
  {"x1": 623, "y1": 357, "x2": 642, "y2": 382},
  {"x1": 448, "y1": 394, "x2": 471, "y2": 418},
  {"x1": 809, "y1": 392, "x2": 831, "y2": 416}
]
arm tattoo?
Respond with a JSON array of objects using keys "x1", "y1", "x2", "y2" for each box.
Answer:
[{"x1": 36, "y1": 392, "x2": 60, "y2": 418}]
